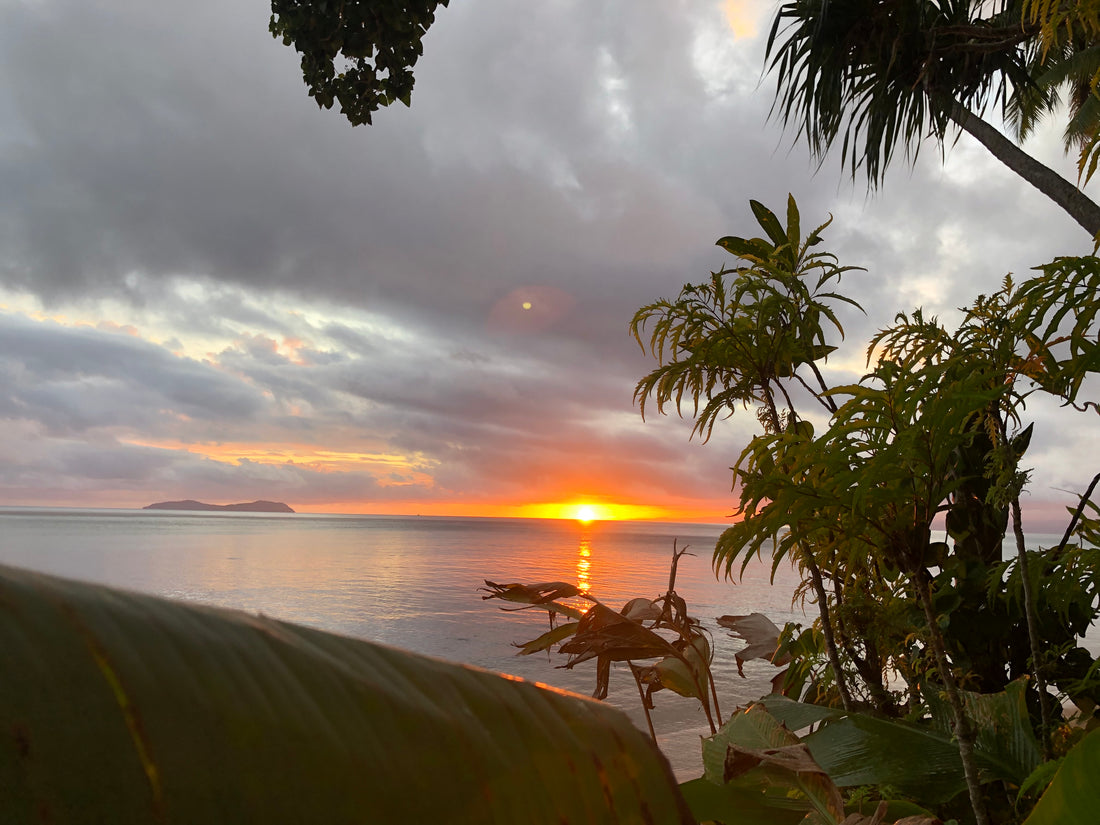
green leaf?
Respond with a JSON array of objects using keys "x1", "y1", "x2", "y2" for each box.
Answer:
[
  {"x1": 1024, "y1": 728, "x2": 1100, "y2": 825},
  {"x1": 1017, "y1": 757, "x2": 1063, "y2": 803},
  {"x1": 804, "y1": 680, "x2": 1040, "y2": 804},
  {"x1": 0, "y1": 564, "x2": 693, "y2": 824},
  {"x1": 926, "y1": 678, "x2": 1041, "y2": 785},
  {"x1": 716, "y1": 235, "x2": 772, "y2": 260},
  {"x1": 757, "y1": 693, "x2": 845, "y2": 732},
  {"x1": 1012, "y1": 422, "x2": 1035, "y2": 457},
  {"x1": 654, "y1": 636, "x2": 710, "y2": 699},
  {"x1": 750, "y1": 199, "x2": 788, "y2": 247},
  {"x1": 679, "y1": 777, "x2": 808, "y2": 825},
  {"x1": 786, "y1": 193, "x2": 800, "y2": 248},
  {"x1": 804, "y1": 712, "x2": 970, "y2": 803}
]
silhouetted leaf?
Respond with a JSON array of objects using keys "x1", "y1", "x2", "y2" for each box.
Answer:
[
  {"x1": 480, "y1": 580, "x2": 585, "y2": 620},
  {"x1": 559, "y1": 603, "x2": 676, "y2": 668},
  {"x1": 514, "y1": 622, "x2": 580, "y2": 655}
]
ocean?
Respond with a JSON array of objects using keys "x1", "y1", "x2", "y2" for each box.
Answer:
[
  {"x1": 1, "y1": 507, "x2": 1084, "y2": 780},
  {"x1": 0, "y1": 507, "x2": 806, "y2": 779}
]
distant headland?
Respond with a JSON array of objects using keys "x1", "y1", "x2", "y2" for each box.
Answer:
[{"x1": 143, "y1": 500, "x2": 295, "y2": 513}]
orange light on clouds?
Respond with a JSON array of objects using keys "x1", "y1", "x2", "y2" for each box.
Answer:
[
  {"x1": 120, "y1": 439, "x2": 435, "y2": 485},
  {"x1": 117, "y1": 439, "x2": 734, "y2": 523},
  {"x1": 722, "y1": 0, "x2": 766, "y2": 38}
]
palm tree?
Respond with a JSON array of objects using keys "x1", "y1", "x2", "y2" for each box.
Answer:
[
  {"x1": 1013, "y1": 0, "x2": 1100, "y2": 184},
  {"x1": 766, "y1": 0, "x2": 1100, "y2": 236}
]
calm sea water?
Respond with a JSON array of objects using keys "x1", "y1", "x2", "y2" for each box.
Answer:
[
  {"x1": 1, "y1": 508, "x2": 1082, "y2": 780},
  {"x1": 0, "y1": 507, "x2": 806, "y2": 779}
]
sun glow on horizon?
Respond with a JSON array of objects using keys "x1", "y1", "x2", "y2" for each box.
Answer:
[
  {"x1": 514, "y1": 501, "x2": 669, "y2": 522},
  {"x1": 295, "y1": 500, "x2": 733, "y2": 523},
  {"x1": 574, "y1": 504, "x2": 599, "y2": 523}
]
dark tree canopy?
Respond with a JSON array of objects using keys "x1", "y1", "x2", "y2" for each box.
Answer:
[{"x1": 270, "y1": 0, "x2": 449, "y2": 126}]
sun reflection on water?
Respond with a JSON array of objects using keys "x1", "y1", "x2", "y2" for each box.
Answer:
[{"x1": 576, "y1": 535, "x2": 592, "y2": 594}]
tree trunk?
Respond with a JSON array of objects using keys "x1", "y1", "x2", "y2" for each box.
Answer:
[
  {"x1": 914, "y1": 568, "x2": 990, "y2": 825},
  {"x1": 1011, "y1": 497, "x2": 1052, "y2": 759},
  {"x1": 804, "y1": 550, "x2": 855, "y2": 712},
  {"x1": 950, "y1": 104, "x2": 1100, "y2": 238}
]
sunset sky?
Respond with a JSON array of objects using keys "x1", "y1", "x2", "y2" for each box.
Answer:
[{"x1": 1, "y1": 0, "x2": 1097, "y2": 526}]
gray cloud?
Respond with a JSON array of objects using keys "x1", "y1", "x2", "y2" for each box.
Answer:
[
  {"x1": 0, "y1": 0, "x2": 1097, "y2": 522},
  {"x1": 0, "y1": 314, "x2": 266, "y2": 432}
]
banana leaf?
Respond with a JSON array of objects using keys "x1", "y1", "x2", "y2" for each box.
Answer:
[
  {"x1": 0, "y1": 564, "x2": 693, "y2": 824},
  {"x1": 925, "y1": 677, "x2": 1041, "y2": 785},
  {"x1": 759, "y1": 680, "x2": 1040, "y2": 804},
  {"x1": 1024, "y1": 728, "x2": 1100, "y2": 825},
  {"x1": 757, "y1": 692, "x2": 844, "y2": 732}
]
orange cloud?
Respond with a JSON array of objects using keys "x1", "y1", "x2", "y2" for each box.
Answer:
[
  {"x1": 723, "y1": 0, "x2": 763, "y2": 39},
  {"x1": 120, "y1": 438, "x2": 435, "y2": 485}
]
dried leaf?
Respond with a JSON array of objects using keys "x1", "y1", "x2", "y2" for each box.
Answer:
[
  {"x1": 594, "y1": 654, "x2": 612, "y2": 700},
  {"x1": 630, "y1": 662, "x2": 662, "y2": 709},
  {"x1": 718, "y1": 612, "x2": 791, "y2": 674},
  {"x1": 621, "y1": 597, "x2": 662, "y2": 621},
  {"x1": 480, "y1": 580, "x2": 585, "y2": 620},
  {"x1": 513, "y1": 622, "x2": 579, "y2": 656},
  {"x1": 724, "y1": 742, "x2": 825, "y2": 781},
  {"x1": 717, "y1": 612, "x2": 781, "y2": 643},
  {"x1": 559, "y1": 603, "x2": 676, "y2": 668},
  {"x1": 481, "y1": 580, "x2": 580, "y2": 603},
  {"x1": 771, "y1": 668, "x2": 789, "y2": 694},
  {"x1": 722, "y1": 741, "x2": 845, "y2": 820}
]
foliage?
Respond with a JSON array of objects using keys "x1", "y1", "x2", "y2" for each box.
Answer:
[
  {"x1": 0, "y1": 562, "x2": 694, "y2": 824},
  {"x1": 630, "y1": 195, "x2": 862, "y2": 442},
  {"x1": 692, "y1": 704, "x2": 847, "y2": 824},
  {"x1": 688, "y1": 702, "x2": 944, "y2": 824},
  {"x1": 633, "y1": 195, "x2": 869, "y2": 722},
  {"x1": 691, "y1": 687, "x2": 1041, "y2": 823},
  {"x1": 1021, "y1": 0, "x2": 1100, "y2": 183},
  {"x1": 1022, "y1": 728, "x2": 1100, "y2": 824},
  {"x1": 634, "y1": 195, "x2": 1100, "y2": 824},
  {"x1": 269, "y1": 0, "x2": 449, "y2": 125},
  {"x1": 766, "y1": 0, "x2": 1036, "y2": 183},
  {"x1": 482, "y1": 543, "x2": 722, "y2": 738},
  {"x1": 1014, "y1": 255, "x2": 1100, "y2": 410},
  {"x1": 764, "y1": 0, "x2": 1100, "y2": 234}
]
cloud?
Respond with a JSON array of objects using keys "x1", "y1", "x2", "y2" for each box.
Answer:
[
  {"x1": 0, "y1": 0, "x2": 1097, "y2": 523},
  {"x1": 0, "y1": 313, "x2": 266, "y2": 432}
]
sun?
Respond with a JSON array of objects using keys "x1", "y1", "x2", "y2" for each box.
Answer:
[{"x1": 574, "y1": 505, "x2": 599, "y2": 524}]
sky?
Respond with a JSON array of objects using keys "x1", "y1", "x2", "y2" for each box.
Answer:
[{"x1": 0, "y1": 0, "x2": 1097, "y2": 526}]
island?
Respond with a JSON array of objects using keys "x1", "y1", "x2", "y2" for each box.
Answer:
[{"x1": 143, "y1": 500, "x2": 295, "y2": 513}]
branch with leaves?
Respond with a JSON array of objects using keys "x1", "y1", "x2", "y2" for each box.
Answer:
[{"x1": 481, "y1": 542, "x2": 723, "y2": 740}]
